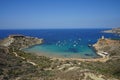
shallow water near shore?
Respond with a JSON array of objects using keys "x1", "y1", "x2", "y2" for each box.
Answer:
[
  {"x1": 0, "y1": 29, "x2": 119, "y2": 58},
  {"x1": 23, "y1": 44, "x2": 100, "y2": 58}
]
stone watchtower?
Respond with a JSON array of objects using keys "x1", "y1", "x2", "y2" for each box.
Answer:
[{"x1": 102, "y1": 36, "x2": 105, "y2": 39}]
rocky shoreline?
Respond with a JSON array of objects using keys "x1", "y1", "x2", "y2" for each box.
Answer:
[
  {"x1": 0, "y1": 34, "x2": 119, "y2": 61},
  {"x1": 0, "y1": 34, "x2": 43, "y2": 50},
  {"x1": 93, "y1": 37, "x2": 120, "y2": 53},
  {"x1": 0, "y1": 34, "x2": 120, "y2": 80},
  {"x1": 0, "y1": 34, "x2": 115, "y2": 62}
]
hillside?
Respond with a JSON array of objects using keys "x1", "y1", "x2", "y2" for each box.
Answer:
[
  {"x1": 93, "y1": 38, "x2": 120, "y2": 58},
  {"x1": 0, "y1": 35, "x2": 120, "y2": 80}
]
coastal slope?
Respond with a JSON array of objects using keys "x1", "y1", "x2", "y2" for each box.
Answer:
[
  {"x1": 0, "y1": 34, "x2": 43, "y2": 49},
  {"x1": 93, "y1": 38, "x2": 120, "y2": 59},
  {"x1": 0, "y1": 34, "x2": 120, "y2": 80}
]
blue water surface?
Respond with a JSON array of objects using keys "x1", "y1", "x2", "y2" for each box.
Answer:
[{"x1": 0, "y1": 29, "x2": 119, "y2": 58}]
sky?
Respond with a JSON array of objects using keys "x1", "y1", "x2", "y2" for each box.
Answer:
[{"x1": 0, "y1": 0, "x2": 120, "y2": 29}]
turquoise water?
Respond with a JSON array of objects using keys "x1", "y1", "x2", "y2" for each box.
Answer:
[
  {"x1": 0, "y1": 29, "x2": 119, "y2": 58},
  {"x1": 24, "y1": 42, "x2": 98, "y2": 58}
]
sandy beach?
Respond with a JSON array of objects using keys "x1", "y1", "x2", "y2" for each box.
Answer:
[
  {"x1": 51, "y1": 56, "x2": 109, "y2": 62},
  {"x1": 26, "y1": 51, "x2": 109, "y2": 62}
]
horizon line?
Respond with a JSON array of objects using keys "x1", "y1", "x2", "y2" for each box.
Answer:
[{"x1": 0, "y1": 27, "x2": 113, "y2": 30}]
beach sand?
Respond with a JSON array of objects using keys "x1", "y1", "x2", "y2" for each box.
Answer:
[{"x1": 25, "y1": 51, "x2": 109, "y2": 62}]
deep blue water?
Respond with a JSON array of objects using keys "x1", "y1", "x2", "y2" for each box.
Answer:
[{"x1": 0, "y1": 29, "x2": 119, "y2": 58}]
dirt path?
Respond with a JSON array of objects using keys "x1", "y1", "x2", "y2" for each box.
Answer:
[{"x1": 13, "y1": 52, "x2": 37, "y2": 66}]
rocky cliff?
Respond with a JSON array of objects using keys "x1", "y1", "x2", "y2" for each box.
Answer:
[
  {"x1": 93, "y1": 38, "x2": 120, "y2": 59},
  {"x1": 0, "y1": 34, "x2": 43, "y2": 50}
]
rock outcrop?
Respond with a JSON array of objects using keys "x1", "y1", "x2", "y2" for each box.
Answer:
[
  {"x1": 0, "y1": 34, "x2": 43, "y2": 49},
  {"x1": 93, "y1": 37, "x2": 120, "y2": 59},
  {"x1": 93, "y1": 38, "x2": 120, "y2": 52}
]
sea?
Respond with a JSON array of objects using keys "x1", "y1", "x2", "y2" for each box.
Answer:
[{"x1": 0, "y1": 29, "x2": 119, "y2": 58}]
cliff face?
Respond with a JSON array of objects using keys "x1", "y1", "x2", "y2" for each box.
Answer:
[
  {"x1": 93, "y1": 38, "x2": 120, "y2": 58},
  {"x1": 0, "y1": 35, "x2": 43, "y2": 49}
]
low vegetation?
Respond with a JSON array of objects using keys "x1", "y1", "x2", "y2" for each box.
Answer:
[{"x1": 0, "y1": 35, "x2": 120, "y2": 80}]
